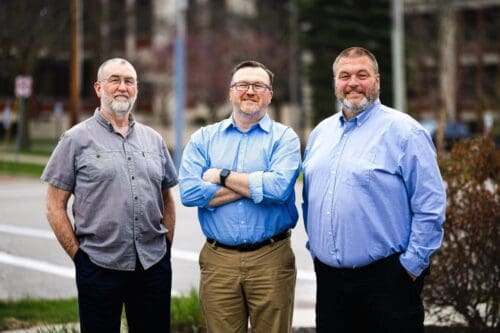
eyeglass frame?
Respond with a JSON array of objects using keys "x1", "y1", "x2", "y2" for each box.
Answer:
[
  {"x1": 230, "y1": 81, "x2": 272, "y2": 92},
  {"x1": 100, "y1": 75, "x2": 138, "y2": 87}
]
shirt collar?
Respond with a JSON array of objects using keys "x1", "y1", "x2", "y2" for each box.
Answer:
[
  {"x1": 339, "y1": 99, "x2": 381, "y2": 127},
  {"x1": 222, "y1": 113, "x2": 271, "y2": 133},
  {"x1": 94, "y1": 108, "x2": 136, "y2": 132}
]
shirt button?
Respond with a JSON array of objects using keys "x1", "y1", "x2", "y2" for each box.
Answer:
[
  {"x1": 326, "y1": 212, "x2": 330, "y2": 215},
  {"x1": 241, "y1": 221, "x2": 245, "y2": 224},
  {"x1": 134, "y1": 196, "x2": 138, "y2": 200},
  {"x1": 134, "y1": 217, "x2": 138, "y2": 221},
  {"x1": 131, "y1": 176, "x2": 135, "y2": 180},
  {"x1": 128, "y1": 157, "x2": 131, "y2": 161},
  {"x1": 238, "y1": 202, "x2": 242, "y2": 206}
]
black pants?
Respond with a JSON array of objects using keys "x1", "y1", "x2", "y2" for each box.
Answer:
[
  {"x1": 74, "y1": 249, "x2": 172, "y2": 333},
  {"x1": 314, "y1": 254, "x2": 426, "y2": 333}
]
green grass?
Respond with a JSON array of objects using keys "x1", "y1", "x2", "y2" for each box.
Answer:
[
  {"x1": 1, "y1": 139, "x2": 57, "y2": 156},
  {"x1": 0, "y1": 291, "x2": 205, "y2": 332},
  {"x1": 0, "y1": 298, "x2": 78, "y2": 331},
  {"x1": 0, "y1": 160, "x2": 45, "y2": 177}
]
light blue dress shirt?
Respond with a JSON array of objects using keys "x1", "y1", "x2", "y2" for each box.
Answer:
[
  {"x1": 179, "y1": 114, "x2": 301, "y2": 246},
  {"x1": 302, "y1": 100, "x2": 446, "y2": 277}
]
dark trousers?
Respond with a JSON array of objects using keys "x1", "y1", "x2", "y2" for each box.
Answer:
[
  {"x1": 74, "y1": 249, "x2": 172, "y2": 333},
  {"x1": 314, "y1": 254, "x2": 426, "y2": 333}
]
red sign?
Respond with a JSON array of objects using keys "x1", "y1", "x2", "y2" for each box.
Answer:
[{"x1": 15, "y1": 76, "x2": 32, "y2": 98}]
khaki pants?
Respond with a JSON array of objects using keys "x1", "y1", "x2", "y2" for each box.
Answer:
[{"x1": 199, "y1": 238, "x2": 296, "y2": 333}]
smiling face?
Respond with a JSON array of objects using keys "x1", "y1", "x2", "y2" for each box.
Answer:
[
  {"x1": 94, "y1": 60, "x2": 138, "y2": 118},
  {"x1": 229, "y1": 66, "x2": 273, "y2": 123},
  {"x1": 333, "y1": 55, "x2": 380, "y2": 119}
]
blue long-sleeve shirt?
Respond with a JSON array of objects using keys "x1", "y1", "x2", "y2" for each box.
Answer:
[
  {"x1": 302, "y1": 100, "x2": 446, "y2": 277},
  {"x1": 179, "y1": 114, "x2": 301, "y2": 245}
]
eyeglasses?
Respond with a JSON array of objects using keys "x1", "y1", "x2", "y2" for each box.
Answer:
[
  {"x1": 231, "y1": 82, "x2": 271, "y2": 92},
  {"x1": 101, "y1": 75, "x2": 137, "y2": 87}
]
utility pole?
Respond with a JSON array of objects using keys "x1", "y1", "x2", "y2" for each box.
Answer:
[
  {"x1": 70, "y1": 0, "x2": 82, "y2": 126},
  {"x1": 288, "y1": 0, "x2": 304, "y2": 147},
  {"x1": 391, "y1": 0, "x2": 407, "y2": 112},
  {"x1": 174, "y1": 0, "x2": 187, "y2": 170}
]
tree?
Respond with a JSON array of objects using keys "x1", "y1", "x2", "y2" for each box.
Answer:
[
  {"x1": 424, "y1": 136, "x2": 499, "y2": 330},
  {"x1": 0, "y1": 0, "x2": 71, "y2": 148},
  {"x1": 185, "y1": 0, "x2": 292, "y2": 124},
  {"x1": 298, "y1": 0, "x2": 392, "y2": 126}
]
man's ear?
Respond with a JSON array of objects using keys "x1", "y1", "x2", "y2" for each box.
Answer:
[{"x1": 94, "y1": 81, "x2": 102, "y2": 98}]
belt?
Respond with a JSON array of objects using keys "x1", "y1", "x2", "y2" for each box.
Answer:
[{"x1": 206, "y1": 230, "x2": 290, "y2": 252}]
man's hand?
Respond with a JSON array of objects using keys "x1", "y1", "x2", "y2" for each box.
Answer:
[{"x1": 203, "y1": 168, "x2": 221, "y2": 184}]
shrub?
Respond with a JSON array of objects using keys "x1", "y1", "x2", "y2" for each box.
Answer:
[
  {"x1": 171, "y1": 288, "x2": 206, "y2": 333},
  {"x1": 424, "y1": 136, "x2": 499, "y2": 329}
]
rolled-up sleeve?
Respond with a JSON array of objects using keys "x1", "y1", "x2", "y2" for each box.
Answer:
[
  {"x1": 255, "y1": 129, "x2": 301, "y2": 204},
  {"x1": 179, "y1": 131, "x2": 220, "y2": 208}
]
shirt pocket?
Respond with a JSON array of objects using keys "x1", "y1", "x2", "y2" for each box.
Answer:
[
  {"x1": 344, "y1": 152, "x2": 375, "y2": 187},
  {"x1": 80, "y1": 152, "x2": 117, "y2": 181},
  {"x1": 143, "y1": 151, "x2": 163, "y2": 182}
]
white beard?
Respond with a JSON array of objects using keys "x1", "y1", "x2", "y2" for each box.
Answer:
[{"x1": 102, "y1": 94, "x2": 136, "y2": 117}]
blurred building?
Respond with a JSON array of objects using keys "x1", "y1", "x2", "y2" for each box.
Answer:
[
  {"x1": 0, "y1": 0, "x2": 497, "y2": 141},
  {"x1": 405, "y1": 0, "x2": 500, "y2": 134},
  {"x1": 1, "y1": 0, "x2": 293, "y2": 143}
]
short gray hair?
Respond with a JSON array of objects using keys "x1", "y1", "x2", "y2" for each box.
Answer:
[
  {"x1": 332, "y1": 47, "x2": 379, "y2": 76},
  {"x1": 97, "y1": 58, "x2": 136, "y2": 81}
]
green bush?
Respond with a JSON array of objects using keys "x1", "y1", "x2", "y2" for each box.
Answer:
[
  {"x1": 171, "y1": 288, "x2": 206, "y2": 333},
  {"x1": 424, "y1": 136, "x2": 499, "y2": 329}
]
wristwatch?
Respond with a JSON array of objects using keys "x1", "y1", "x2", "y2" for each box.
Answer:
[{"x1": 220, "y1": 169, "x2": 231, "y2": 187}]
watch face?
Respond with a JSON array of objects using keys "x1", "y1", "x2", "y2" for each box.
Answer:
[{"x1": 221, "y1": 169, "x2": 230, "y2": 177}]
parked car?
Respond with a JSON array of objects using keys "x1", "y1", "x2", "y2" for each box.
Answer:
[{"x1": 420, "y1": 120, "x2": 472, "y2": 150}]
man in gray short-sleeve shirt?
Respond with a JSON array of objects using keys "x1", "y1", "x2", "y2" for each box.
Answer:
[{"x1": 41, "y1": 58, "x2": 177, "y2": 333}]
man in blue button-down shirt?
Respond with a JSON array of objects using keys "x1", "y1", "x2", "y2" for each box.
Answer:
[
  {"x1": 303, "y1": 47, "x2": 446, "y2": 332},
  {"x1": 179, "y1": 60, "x2": 301, "y2": 333}
]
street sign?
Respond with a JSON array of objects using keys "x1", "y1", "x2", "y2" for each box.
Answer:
[{"x1": 15, "y1": 76, "x2": 32, "y2": 98}]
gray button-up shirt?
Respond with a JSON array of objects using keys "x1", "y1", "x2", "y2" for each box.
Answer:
[{"x1": 41, "y1": 109, "x2": 178, "y2": 270}]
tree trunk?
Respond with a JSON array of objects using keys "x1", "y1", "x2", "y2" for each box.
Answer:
[{"x1": 437, "y1": 6, "x2": 457, "y2": 152}]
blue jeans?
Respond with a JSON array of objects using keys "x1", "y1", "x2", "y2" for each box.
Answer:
[{"x1": 74, "y1": 248, "x2": 171, "y2": 333}]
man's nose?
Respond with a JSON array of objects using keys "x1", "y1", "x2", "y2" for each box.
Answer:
[{"x1": 347, "y1": 76, "x2": 359, "y2": 86}]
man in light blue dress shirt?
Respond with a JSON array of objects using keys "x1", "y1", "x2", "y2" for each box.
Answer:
[
  {"x1": 179, "y1": 60, "x2": 301, "y2": 333},
  {"x1": 302, "y1": 47, "x2": 446, "y2": 332}
]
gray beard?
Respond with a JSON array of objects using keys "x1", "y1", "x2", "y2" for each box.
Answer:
[
  {"x1": 337, "y1": 95, "x2": 377, "y2": 118},
  {"x1": 102, "y1": 95, "x2": 136, "y2": 117}
]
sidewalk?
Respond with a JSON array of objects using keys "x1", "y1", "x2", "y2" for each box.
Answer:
[{"x1": 2, "y1": 323, "x2": 316, "y2": 332}]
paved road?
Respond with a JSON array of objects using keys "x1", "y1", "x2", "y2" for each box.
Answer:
[{"x1": 0, "y1": 175, "x2": 315, "y2": 327}]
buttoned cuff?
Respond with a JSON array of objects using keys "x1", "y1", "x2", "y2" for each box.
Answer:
[
  {"x1": 399, "y1": 251, "x2": 427, "y2": 277},
  {"x1": 248, "y1": 171, "x2": 263, "y2": 204}
]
